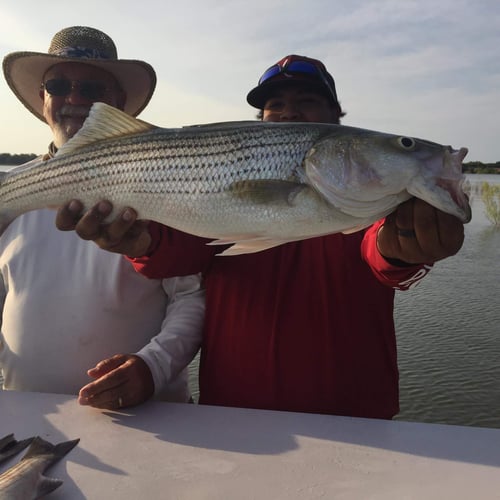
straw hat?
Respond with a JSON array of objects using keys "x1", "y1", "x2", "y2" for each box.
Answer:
[{"x1": 2, "y1": 26, "x2": 157, "y2": 121}]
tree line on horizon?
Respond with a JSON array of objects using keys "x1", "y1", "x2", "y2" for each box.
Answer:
[
  {"x1": 1, "y1": 152, "x2": 499, "y2": 173},
  {"x1": 461, "y1": 161, "x2": 500, "y2": 174},
  {"x1": 0, "y1": 153, "x2": 37, "y2": 165}
]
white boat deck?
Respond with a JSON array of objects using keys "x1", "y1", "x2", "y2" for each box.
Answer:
[{"x1": 1, "y1": 390, "x2": 499, "y2": 499}]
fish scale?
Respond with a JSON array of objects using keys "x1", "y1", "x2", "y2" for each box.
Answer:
[{"x1": 0, "y1": 102, "x2": 470, "y2": 255}]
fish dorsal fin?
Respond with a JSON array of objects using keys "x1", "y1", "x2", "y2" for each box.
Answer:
[{"x1": 56, "y1": 102, "x2": 156, "y2": 157}]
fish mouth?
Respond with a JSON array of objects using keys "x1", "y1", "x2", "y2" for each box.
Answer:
[
  {"x1": 439, "y1": 147, "x2": 471, "y2": 223},
  {"x1": 408, "y1": 146, "x2": 472, "y2": 223}
]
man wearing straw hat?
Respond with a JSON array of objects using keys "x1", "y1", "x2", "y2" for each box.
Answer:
[{"x1": 0, "y1": 26, "x2": 203, "y2": 409}]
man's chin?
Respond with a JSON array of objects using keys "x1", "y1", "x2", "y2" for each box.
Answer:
[
  {"x1": 53, "y1": 118, "x2": 85, "y2": 148},
  {"x1": 59, "y1": 118, "x2": 87, "y2": 142}
]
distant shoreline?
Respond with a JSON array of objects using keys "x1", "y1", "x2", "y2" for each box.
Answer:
[{"x1": 0, "y1": 153, "x2": 37, "y2": 165}]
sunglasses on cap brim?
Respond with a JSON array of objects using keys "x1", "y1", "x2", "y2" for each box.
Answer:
[{"x1": 258, "y1": 60, "x2": 338, "y2": 103}]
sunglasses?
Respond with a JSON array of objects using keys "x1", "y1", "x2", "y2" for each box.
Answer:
[
  {"x1": 41, "y1": 79, "x2": 111, "y2": 100},
  {"x1": 258, "y1": 59, "x2": 338, "y2": 103}
]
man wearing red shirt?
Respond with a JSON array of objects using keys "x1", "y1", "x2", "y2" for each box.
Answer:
[{"x1": 57, "y1": 55, "x2": 465, "y2": 418}]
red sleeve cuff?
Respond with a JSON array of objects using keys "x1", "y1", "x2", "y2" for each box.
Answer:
[{"x1": 362, "y1": 219, "x2": 432, "y2": 290}]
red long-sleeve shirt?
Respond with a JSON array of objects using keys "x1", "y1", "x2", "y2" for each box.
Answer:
[{"x1": 130, "y1": 220, "x2": 431, "y2": 419}]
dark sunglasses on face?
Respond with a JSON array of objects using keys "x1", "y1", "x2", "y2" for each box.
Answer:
[
  {"x1": 258, "y1": 59, "x2": 338, "y2": 103},
  {"x1": 41, "y1": 79, "x2": 111, "y2": 100}
]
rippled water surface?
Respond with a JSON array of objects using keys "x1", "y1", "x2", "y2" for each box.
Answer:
[{"x1": 394, "y1": 174, "x2": 499, "y2": 428}]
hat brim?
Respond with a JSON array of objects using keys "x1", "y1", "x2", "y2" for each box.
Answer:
[
  {"x1": 246, "y1": 76, "x2": 339, "y2": 111},
  {"x1": 2, "y1": 51, "x2": 156, "y2": 121}
]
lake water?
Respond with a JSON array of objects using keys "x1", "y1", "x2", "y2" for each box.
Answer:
[
  {"x1": 1, "y1": 167, "x2": 498, "y2": 428},
  {"x1": 393, "y1": 174, "x2": 500, "y2": 428}
]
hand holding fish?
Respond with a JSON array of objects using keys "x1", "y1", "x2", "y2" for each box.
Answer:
[
  {"x1": 56, "y1": 199, "x2": 151, "y2": 258},
  {"x1": 78, "y1": 353, "x2": 154, "y2": 409},
  {"x1": 377, "y1": 198, "x2": 465, "y2": 264}
]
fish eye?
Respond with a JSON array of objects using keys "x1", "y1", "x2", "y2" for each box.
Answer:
[{"x1": 397, "y1": 137, "x2": 416, "y2": 150}]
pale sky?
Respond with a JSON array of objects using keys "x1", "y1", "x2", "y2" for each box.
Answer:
[{"x1": 1, "y1": 0, "x2": 499, "y2": 162}]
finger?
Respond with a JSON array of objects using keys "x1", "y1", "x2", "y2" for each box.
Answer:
[
  {"x1": 104, "y1": 218, "x2": 153, "y2": 257},
  {"x1": 409, "y1": 200, "x2": 464, "y2": 262},
  {"x1": 394, "y1": 198, "x2": 415, "y2": 232},
  {"x1": 122, "y1": 222, "x2": 153, "y2": 257},
  {"x1": 79, "y1": 367, "x2": 128, "y2": 406},
  {"x1": 78, "y1": 378, "x2": 125, "y2": 406},
  {"x1": 378, "y1": 203, "x2": 423, "y2": 263},
  {"x1": 103, "y1": 209, "x2": 152, "y2": 255},
  {"x1": 396, "y1": 234, "x2": 424, "y2": 264},
  {"x1": 82, "y1": 367, "x2": 128, "y2": 396},
  {"x1": 80, "y1": 380, "x2": 133, "y2": 410},
  {"x1": 376, "y1": 213, "x2": 400, "y2": 258},
  {"x1": 74, "y1": 201, "x2": 113, "y2": 241},
  {"x1": 79, "y1": 389, "x2": 126, "y2": 410},
  {"x1": 104, "y1": 208, "x2": 139, "y2": 246},
  {"x1": 434, "y1": 211, "x2": 465, "y2": 257},
  {"x1": 55, "y1": 200, "x2": 84, "y2": 230},
  {"x1": 87, "y1": 354, "x2": 128, "y2": 378},
  {"x1": 395, "y1": 200, "x2": 439, "y2": 263}
]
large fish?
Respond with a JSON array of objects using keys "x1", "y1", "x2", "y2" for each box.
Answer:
[
  {"x1": 0, "y1": 103, "x2": 470, "y2": 255},
  {"x1": 0, "y1": 436, "x2": 79, "y2": 499}
]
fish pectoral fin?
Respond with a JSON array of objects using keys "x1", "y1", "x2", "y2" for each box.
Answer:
[
  {"x1": 56, "y1": 102, "x2": 156, "y2": 157},
  {"x1": 228, "y1": 180, "x2": 307, "y2": 206},
  {"x1": 217, "y1": 239, "x2": 287, "y2": 256},
  {"x1": 206, "y1": 235, "x2": 287, "y2": 255},
  {"x1": 206, "y1": 235, "x2": 261, "y2": 246},
  {"x1": 37, "y1": 476, "x2": 64, "y2": 497}
]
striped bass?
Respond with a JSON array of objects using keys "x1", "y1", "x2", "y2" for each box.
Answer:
[
  {"x1": 0, "y1": 436, "x2": 79, "y2": 499},
  {"x1": 0, "y1": 102, "x2": 471, "y2": 255}
]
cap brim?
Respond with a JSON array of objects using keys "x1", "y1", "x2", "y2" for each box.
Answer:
[
  {"x1": 2, "y1": 51, "x2": 156, "y2": 121},
  {"x1": 246, "y1": 76, "x2": 337, "y2": 110}
]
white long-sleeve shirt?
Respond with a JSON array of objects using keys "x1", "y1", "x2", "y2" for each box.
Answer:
[{"x1": 0, "y1": 208, "x2": 204, "y2": 402}]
